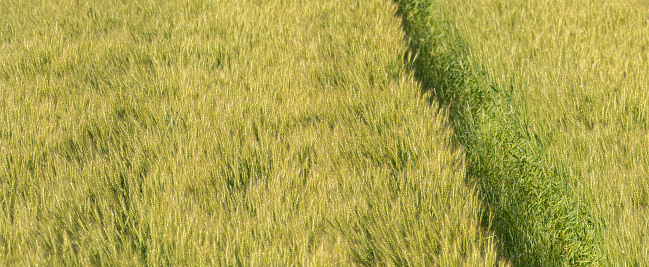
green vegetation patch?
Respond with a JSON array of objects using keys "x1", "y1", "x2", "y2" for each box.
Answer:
[
  {"x1": 396, "y1": 0, "x2": 600, "y2": 265},
  {"x1": 435, "y1": 0, "x2": 649, "y2": 264}
]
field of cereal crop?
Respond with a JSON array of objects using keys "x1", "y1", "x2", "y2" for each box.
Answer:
[
  {"x1": 399, "y1": 0, "x2": 648, "y2": 265},
  {"x1": 3, "y1": 0, "x2": 647, "y2": 265},
  {"x1": 0, "y1": 0, "x2": 499, "y2": 265}
]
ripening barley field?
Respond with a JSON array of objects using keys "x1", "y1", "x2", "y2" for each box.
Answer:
[
  {"x1": 0, "y1": 0, "x2": 501, "y2": 265},
  {"x1": 3, "y1": 0, "x2": 647, "y2": 265},
  {"x1": 419, "y1": 0, "x2": 649, "y2": 265}
]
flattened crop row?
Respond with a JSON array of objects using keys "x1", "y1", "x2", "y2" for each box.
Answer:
[{"x1": 395, "y1": 1, "x2": 601, "y2": 265}]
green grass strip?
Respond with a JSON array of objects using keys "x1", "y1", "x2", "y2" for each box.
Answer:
[{"x1": 395, "y1": 1, "x2": 600, "y2": 265}]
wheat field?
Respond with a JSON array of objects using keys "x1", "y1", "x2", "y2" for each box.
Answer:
[
  {"x1": 3, "y1": 0, "x2": 646, "y2": 265},
  {"x1": 0, "y1": 0, "x2": 499, "y2": 265},
  {"x1": 433, "y1": 0, "x2": 649, "y2": 264}
]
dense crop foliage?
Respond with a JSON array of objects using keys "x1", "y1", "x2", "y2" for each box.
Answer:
[
  {"x1": 440, "y1": 0, "x2": 649, "y2": 264},
  {"x1": 396, "y1": 0, "x2": 599, "y2": 265},
  {"x1": 5, "y1": 0, "x2": 641, "y2": 265},
  {"x1": 398, "y1": 0, "x2": 649, "y2": 265},
  {"x1": 0, "y1": 0, "x2": 499, "y2": 265}
]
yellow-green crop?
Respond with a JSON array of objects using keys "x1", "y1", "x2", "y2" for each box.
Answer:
[
  {"x1": 397, "y1": 0, "x2": 599, "y2": 265},
  {"x1": 0, "y1": 0, "x2": 499, "y2": 265},
  {"x1": 404, "y1": 0, "x2": 648, "y2": 265}
]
